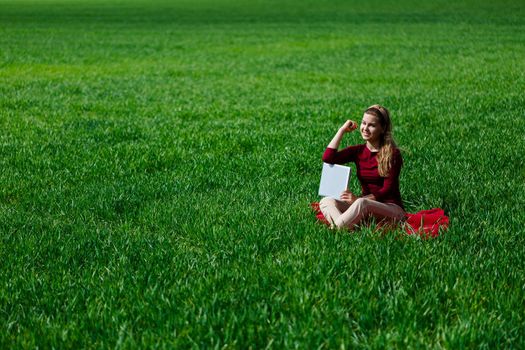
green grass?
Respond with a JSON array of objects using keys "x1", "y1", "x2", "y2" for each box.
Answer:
[{"x1": 1, "y1": 0, "x2": 524, "y2": 348}]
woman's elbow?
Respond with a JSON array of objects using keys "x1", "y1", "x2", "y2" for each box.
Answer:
[{"x1": 322, "y1": 150, "x2": 336, "y2": 163}]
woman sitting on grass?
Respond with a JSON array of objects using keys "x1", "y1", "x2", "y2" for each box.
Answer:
[{"x1": 319, "y1": 104, "x2": 405, "y2": 230}]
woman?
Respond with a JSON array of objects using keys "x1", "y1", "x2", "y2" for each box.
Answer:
[{"x1": 319, "y1": 104, "x2": 405, "y2": 230}]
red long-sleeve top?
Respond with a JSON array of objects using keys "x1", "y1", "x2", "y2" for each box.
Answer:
[{"x1": 322, "y1": 144, "x2": 404, "y2": 209}]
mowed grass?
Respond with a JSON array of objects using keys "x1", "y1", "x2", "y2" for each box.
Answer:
[{"x1": 1, "y1": 0, "x2": 524, "y2": 347}]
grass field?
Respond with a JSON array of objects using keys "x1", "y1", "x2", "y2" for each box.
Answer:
[{"x1": 1, "y1": 0, "x2": 525, "y2": 348}]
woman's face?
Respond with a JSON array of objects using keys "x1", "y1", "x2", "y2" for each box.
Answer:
[{"x1": 360, "y1": 113, "x2": 384, "y2": 145}]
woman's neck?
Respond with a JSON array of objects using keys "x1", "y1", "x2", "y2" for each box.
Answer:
[{"x1": 366, "y1": 141, "x2": 381, "y2": 152}]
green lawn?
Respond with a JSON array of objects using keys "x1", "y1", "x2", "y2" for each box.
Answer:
[{"x1": 1, "y1": 0, "x2": 524, "y2": 348}]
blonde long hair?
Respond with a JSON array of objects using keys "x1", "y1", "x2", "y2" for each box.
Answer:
[{"x1": 365, "y1": 105, "x2": 397, "y2": 177}]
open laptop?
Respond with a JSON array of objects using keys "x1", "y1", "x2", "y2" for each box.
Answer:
[{"x1": 318, "y1": 162, "x2": 351, "y2": 200}]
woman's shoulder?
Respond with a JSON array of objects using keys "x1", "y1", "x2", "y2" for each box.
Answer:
[
  {"x1": 391, "y1": 145, "x2": 403, "y2": 164},
  {"x1": 339, "y1": 143, "x2": 366, "y2": 153},
  {"x1": 353, "y1": 143, "x2": 367, "y2": 151}
]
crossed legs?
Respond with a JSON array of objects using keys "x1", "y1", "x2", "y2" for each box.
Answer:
[{"x1": 319, "y1": 197, "x2": 405, "y2": 230}]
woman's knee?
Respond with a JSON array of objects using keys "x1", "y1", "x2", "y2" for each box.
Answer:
[
  {"x1": 319, "y1": 196, "x2": 337, "y2": 209},
  {"x1": 352, "y1": 197, "x2": 371, "y2": 212}
]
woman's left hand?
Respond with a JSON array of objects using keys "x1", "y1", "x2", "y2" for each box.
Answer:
[{"x1": 340, "y1": 190, "x2": 358, "y2": 204}]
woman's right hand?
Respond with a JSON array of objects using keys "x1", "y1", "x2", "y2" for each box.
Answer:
[
  {"x1": 340, "y1": 120, "x2": 358, "y2": 133},
  {"x1": 327, "y1": 119, "x2": 358, "y2": 150}
]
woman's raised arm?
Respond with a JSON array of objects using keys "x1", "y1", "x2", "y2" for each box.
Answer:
[{"x1": 327, "y1": 120, "x2": 357, "y2": 149}]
